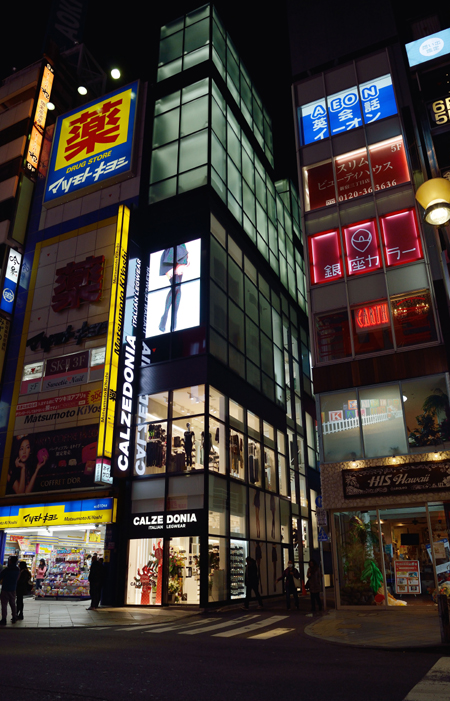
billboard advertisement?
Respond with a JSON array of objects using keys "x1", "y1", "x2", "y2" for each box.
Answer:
[
  {"x1": 406, "y1": 29, "x2": 450, "y2": 68},
  {"x1": 146, "y1": 238, "x2": 201, "y2": 337},
  {"x1": 44, "y1": 81, "x2": 138, "y2": 207},
  {"x1": 6, "y1": 424, "x2": 99, "y2": 495}
]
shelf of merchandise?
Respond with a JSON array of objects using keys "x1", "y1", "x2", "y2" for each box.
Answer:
[{"x1": 37, "y1": 548, "x2": 90, "y2": 599}]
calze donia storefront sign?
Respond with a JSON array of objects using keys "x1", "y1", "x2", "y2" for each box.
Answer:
[
  {"x1": 343, "y1": 462, "x2": 450, "y2": 498},
  {"x1": 130, "y1": 510, "x2": 203, "y2": 538}
]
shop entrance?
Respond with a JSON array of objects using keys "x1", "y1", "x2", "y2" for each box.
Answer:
[
  {"x1": 334, "y1": 503, "x2": 450, "y2": 608},
  {"x1": 167, "y1": 536, "x2": 200, "y2": 604},
  {"x1": 127, "y1": 536, "x2": 200, "y2": 605}
]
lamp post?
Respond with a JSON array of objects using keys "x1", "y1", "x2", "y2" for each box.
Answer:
[{"x1": 415, "y1": 177, "x2": 450, "y2": 226}]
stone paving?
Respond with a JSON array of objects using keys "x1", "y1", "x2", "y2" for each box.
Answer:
[
  {"x1": 2, "y1": 597, "x2": 200, "y2": 629},
  {"x1": 305, "y1": 607, "x2": 443, "y2": 648}
]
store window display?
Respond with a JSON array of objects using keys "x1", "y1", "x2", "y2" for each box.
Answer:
[
  {"x1": 247, "y1": 437, "x2": 261, "y2": 486},
  {"x1": 208, "y1": 537, "x2": 227, "y2": 602},
  {"x1": 264, "y1": 447, "x2": 276, "y2": 491},
  {"x1": 249, "y1": 487, "x2": 266, "y2": 540},
  {"x1": 208, "y1": 418, "x2": 226, "y2": 473},
  {"x1": 229, "y1": 428, "x2": 244, "y2": 479},
  {"x1": 168, "y1": 537, "x2": 200, "y2": 604},
  {"x1": 170, "y1": 416, "x2": 204, "y2": 471},
  {"x1": 230, "y1": 539, "x2": 247, "y2": 599},
  {"x1": 250, "y1": 539, "x2": 268, "y2": 596},
  {"x1": 127, "y1": 538, "x2": 164, "y2": 606}
]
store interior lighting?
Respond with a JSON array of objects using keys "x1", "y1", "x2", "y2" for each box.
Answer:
[{"x1": 415, "y1": 177, "x2": 450, "y2": 226}]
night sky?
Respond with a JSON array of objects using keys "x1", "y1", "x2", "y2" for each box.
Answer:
[{"x1": 1, "y1": 1, "x2": 297, "y2": 181}]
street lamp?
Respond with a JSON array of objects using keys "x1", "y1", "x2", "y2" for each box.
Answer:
[{"x1": 415, "y1": 177, "x2": 450, "y2": 226}]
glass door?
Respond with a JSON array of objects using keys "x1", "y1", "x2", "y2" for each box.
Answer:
[{"x1": 167, "y1": 536, "x2": 200, "y2": 604}]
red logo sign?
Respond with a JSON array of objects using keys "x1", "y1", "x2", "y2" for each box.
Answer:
[
  {"x1": 354, "y1": 302, "x2": 390, "y2": 331},
  {"x1": 343, "y1": 219, "x2": 381, "y2": 275}
]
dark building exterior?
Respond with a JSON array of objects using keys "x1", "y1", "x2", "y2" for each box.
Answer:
[
  {"x1": 289, "y1": 1, "x2": 450, "y2": 608},
  {"x1": 0, "y1": 4, "x2": 318, "y2": 609}
]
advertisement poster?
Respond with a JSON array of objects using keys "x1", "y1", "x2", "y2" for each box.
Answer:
[
  {"x1": 394, "y1": 560, "x2": 421, "y2": 594},
  {"x1": 14, "y1": 389, "x2": 101, "y2": 431},
  {"x1": 7, "y1": 424, "x2": 99, "y2": 495},
  {"x1": 146, "y1": 238, "x2": 201, "y2": 337}
]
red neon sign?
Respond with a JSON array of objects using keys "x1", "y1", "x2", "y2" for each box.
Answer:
[
  {"x1": 308, "y1": 229, "x2": 343, "y2": 285},
  {"x1": 355, "y1": 302, "x2": 390, "y2": 331}
]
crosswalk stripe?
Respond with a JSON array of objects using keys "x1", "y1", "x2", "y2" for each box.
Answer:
[
  {"x1": 143, "y1": 618, "x2": 221, "y2": 634},
  {"x1": 403, "y1": 657, "x2": 450, "y2": 701},
  {"x1": 179, "y1": 615, "x2": 259, "y2": 635},
  {"x1": 213, "y1": 615, "x2": 289, "y2": 638},
  {"x1": 249, "y1": 627, "x2": 295, "y2": 640}
]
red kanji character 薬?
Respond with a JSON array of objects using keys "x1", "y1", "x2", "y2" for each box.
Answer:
[
  {"x1": 64, "y1": 99, "x2": 123, "y2": 162},
  {"x1": 51, "y1": 255, "x2": 105, "y2": 312}
]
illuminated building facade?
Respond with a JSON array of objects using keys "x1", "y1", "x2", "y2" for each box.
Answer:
[
  {"x1": 0, "y1": 4, "x2": 317, "y2": 608},
  {"x1": 290, "y1": 1, "x2": 450, "y2": 607}
]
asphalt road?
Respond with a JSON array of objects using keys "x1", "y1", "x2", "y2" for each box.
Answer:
[{"x1": 0, "y1": 610, "x2": 447, "y2": 701}]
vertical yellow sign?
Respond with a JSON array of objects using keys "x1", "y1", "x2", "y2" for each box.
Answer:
[{"x1": 97, "y1": 205, "x2": 129, "y2": 468}]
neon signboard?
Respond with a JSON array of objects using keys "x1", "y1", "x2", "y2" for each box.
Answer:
[
  {"x1": 26, "y1": 63, "x2": 54, "y2": 175},
  {"x1": 299, "y1": 75, "x2": 397, "y2": 145},
  {"x1": 0, "y1": 249, "x2": 22, "y2": 314},
  {"x1": 380, "y1": 209, "x2": 423, "y2": 267},
  {"x1": 308, "y1": 230, "x2": 343, "y2": 285},
  {"x1": 354, "y1": 302, "x2": 390, "y2": 332}
]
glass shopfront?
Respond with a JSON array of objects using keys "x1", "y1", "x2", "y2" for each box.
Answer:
[{"x1": 333, "y1": 503, "x2": 450, "y2": 608}]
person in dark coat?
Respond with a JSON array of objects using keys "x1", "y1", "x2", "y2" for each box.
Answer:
[
  {"x1": 242, "y1": 556, "x2": 263, "y2": 610},
  {"x1": 16, "y1": 561, "x2": 31, "y2": 620},
  {"x1": 0, "y1": 556, "x2": 20, "y2": 624},
  {"x1": 87, "y1": 554, "x2": 103, "y2": 610},
  {"x1": 277, "y1": 560, "x2": 301, "y2": 610}
]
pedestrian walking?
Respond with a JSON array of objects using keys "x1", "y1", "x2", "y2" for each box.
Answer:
[
  {"x1": 87, "y1": 553, "x2": 103, "y2": 610},
  {"x1": 306, "y1": 559, "x2": 323, "y2": 612},
  {"x1": 242, "y1": 556, "x2": 264, "y2": 609},
  {"x1": 0, "y1": 556, "x2": 20, "y2": 625},
  {"x1": 35, "y1": 559, "x2": 47, "y2": 591},
  {"x1": 277, "y1": 560, "x2": 301, "y2": 610},
  {"x1": 16, "y1": 561, "x2": 32, "y2": 620}
]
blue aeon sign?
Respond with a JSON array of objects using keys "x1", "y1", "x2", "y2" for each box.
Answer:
[
  {"x1": 44, "y1": 81, "x2": 138, "y2": 207},
  {"x1": 299, "y1": 75, "x2": 397, "y2": 145}
]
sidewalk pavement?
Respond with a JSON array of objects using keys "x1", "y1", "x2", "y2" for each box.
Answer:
[
  {"x1": 305, "y1": 606, "x2": 444, "y2": 649},
  {"x1": 1, "y1": 597, "x2": 202, "y2": 629}
]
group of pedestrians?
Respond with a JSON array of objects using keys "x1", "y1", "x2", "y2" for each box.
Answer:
[
  {"x1": 0, "y1": 556, "x2": 31, "y2": 624},
  {"x1": 0, "y1": 553, "x2": 105, "y2": 625},
  {"x1": 243, "y1": 555, "x2": 324, "y2": 612}
]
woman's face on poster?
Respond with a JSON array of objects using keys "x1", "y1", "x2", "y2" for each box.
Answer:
[{"x1": 19, "y1": 439, "x2": 31, "y2": 462}]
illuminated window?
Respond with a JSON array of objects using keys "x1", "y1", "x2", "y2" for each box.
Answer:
[
  {"x1": 308, "y1": 230, "x2": 343, "y2": 284},
  {"x1": 391, "y1": 290, "x2": 437, "y2": 348},
  {"x1": 380, "y1": 208, "x2": 423, "y2": 267}
]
